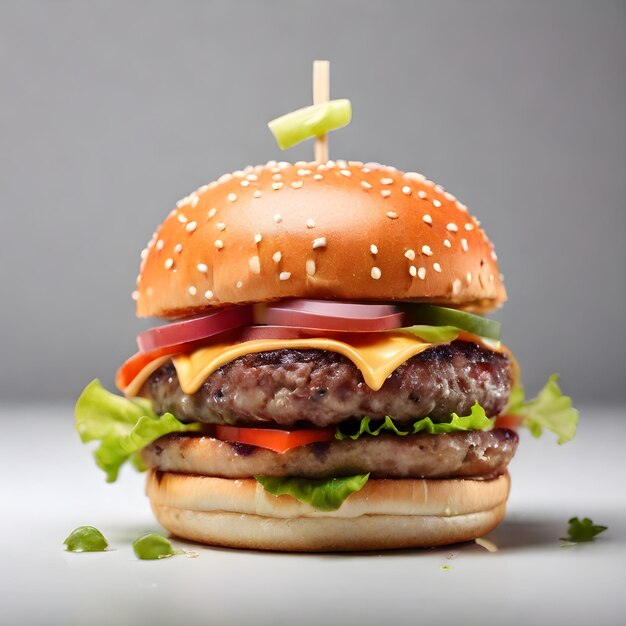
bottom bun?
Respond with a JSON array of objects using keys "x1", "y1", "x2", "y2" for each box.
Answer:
[{"x1": 146, "y1": 470, "x2": 510, "y2": 552}]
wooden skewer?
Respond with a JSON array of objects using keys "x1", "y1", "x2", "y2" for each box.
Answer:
[{"x1": 313, "y1": 60, "x2": 330, "y2": 163}]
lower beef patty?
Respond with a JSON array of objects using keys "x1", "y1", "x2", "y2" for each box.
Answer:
[
  {"x1": 143, "y1": 428, "x2": 518, "y2": 480},
  {"x1": 140, "y1": 341, "x2": 512, "y2": 428}
]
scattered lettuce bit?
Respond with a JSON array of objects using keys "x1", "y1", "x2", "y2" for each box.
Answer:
[
  {"x1": 133, "y1": 533, "x2": 181, "y2": 560},
  {"x1": 399, "y1": 325, "x2": 460, "y2": 343},
  {"x1": 63, "y1": 526, "x2": 109, "y2": 552},
  {"x1": 75, "y1": 380, "x2": 200, "y2": 482},
  {"x1": 255, "y1": 474, "x2": 369, "y2": 511},
  {"x1": 507, "y1": 374, "x2": 578, "y2": 444},
  {"x1": 335, "y1": 403, "x2": 493, "y2": 441},
  {"x1": 561, "y1": 517, "x2": 607, "y2": 543}
]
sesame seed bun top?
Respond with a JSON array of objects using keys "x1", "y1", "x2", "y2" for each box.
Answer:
[{"x1": 134, "y1": 160, "x2": 506, "y2": 319}]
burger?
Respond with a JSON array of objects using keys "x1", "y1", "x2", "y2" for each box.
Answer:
[{"x1": 75, "y1": 159, "x2": 577, "y2": 552}]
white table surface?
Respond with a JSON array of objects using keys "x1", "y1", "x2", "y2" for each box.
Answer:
[{"x1": 1, "y1": 404, "x2": 624, "y2": 626}]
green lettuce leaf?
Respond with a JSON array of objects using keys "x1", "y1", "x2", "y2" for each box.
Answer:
[
  {"x1": 75, "y1": 379, "x2": 200, "y2": 482},
  {"x1": 335, "y1": 403, "x2": 493, "y2": 441},
  {"x1": 507, "y1": 374, "x2": 578, "y2": 444},
  {"x1": 399, "y1": 325, "x2": 460, "y2": 343},
  {"x1": 255, "y1": 474, "x2": 369, "y2": 511}
]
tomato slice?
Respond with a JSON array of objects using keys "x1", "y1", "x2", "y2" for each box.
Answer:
[
  {"x1": 214, "y1": 424, "x2": 336, "y2": 454},
  {"x1": 255, "y1": 299, "x2": 405, "y2": 332},
  {"x1": 137, "y1": 306, "x2": 253, "y2": 353},
  {"x1": 494, "y1": 414, "x2": 522, "y2": 430}
]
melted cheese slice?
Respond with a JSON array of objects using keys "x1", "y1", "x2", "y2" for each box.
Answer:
[{"x1": 122, "y1": 332, "x2": 504, "y2": 398}]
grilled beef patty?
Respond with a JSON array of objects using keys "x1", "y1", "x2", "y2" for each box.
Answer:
[
  {"x1": 139, "y1": 341, "x2": 512, "y2": 428},
  {"x1": 143, "y1": 428, "x2": 518, "y2": 480}
]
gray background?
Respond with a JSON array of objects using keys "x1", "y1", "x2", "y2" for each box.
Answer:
[{"x1": 1, "y1": 1, "x2": 625, "y2": 404}]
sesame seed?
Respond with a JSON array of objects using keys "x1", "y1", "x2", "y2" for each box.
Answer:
[
  {"x1": 313, "y1": 174, "x2": 323, "y2": 181},
  {"x1": 291, "y1": 181, "x2": 304, "y2": 189},
  {"x1": 214, "y1": 240, "x2": 224, "y2": 250},
  {"x1": 312, "y1": 237, "x2": 327, "y2": 249},
  {"x1": 306, "y1": 259, "x2": 316, "y2": 276},
  {"x1": 421, "y1": 245, "x2": 433, "y2": 256},
  {"x1": 131, "y1": 290, "x2": 139, "y2": 301},
  {"x1": 140, "y1": 248, "x2": 148, "y2": 260},
  {"x1": 204, "y1": 290, "x2": 213, "y2": 299},
  {"x1": 254, "y1": 233, "x2": 262, "y2": 244},
  {"x1": 371, "y1": 267, "x2": 382, "y2": 280},
  {"x1": 188, "y1": 285, "x2": 197, "y2": 296},
  {"x1": 272, "y1": 251, "x2": 282, "y2": 263},
  {"x1": 404, "y1": 172, "x2": 426, "y2": 182},
  {"x1": 340, "y1": 169, "x2": 352, "y2": 177},
  {"x1": 156, "y1": 239, "x2": 164, "y2": 250},
  {"x1": 197, "y1": 185, "x2": 209, "y2": 194},
  {"x1": 402, "y1": 186, "x2": 411, "y2": 195},
  {"x1": 218, "y1": 173, "x2": 233, "y2": 183},
  {"x1": 418, "y1": 267, "x2": 426, "y2": 280},
  {"x1": 365, "y1": 162, "x2": 381, "y2": 170},
  {"x1": 240, "y1": 180, "x2": 250, "y2": 187},
  {"x1": 336, "y1": 160, "x2": 347, "y2": 169},
  {"x1": 434, "y1": 184, "x2": 444, "y2": 194},
  {"x1": 191, "y1": 195, "x2": 199, "y2": 208},
  {"x1": 270, "y1": 166, "x2": 280, "y2": 173},
  {"x1": 174, "y1": 243, "x2": 183, "y2": 253},
  {"x1": 444, "y1": 191, "x2": 456, "y2": 201},
  {"x1": 433, "y1": 199, "x2": 442, "y2": 208},
  {"x1": 446, "y1": 223, "x2": 458, "y2": 232},
  {"x1": 381, "y1": 190, "x2": 392, "y2": 198},
  {"x1": 246, "y1": 174, "x2": 258, "y2": 181},
  {"x1": 273, "y1": 214, "x2": 283, "y2": 224},
  {"x1": 297, "y1": 169, "x2": 312, "y2": 176},
  {"x1": 306, "y1": 218, "x2": 316, "y2": 228},
  {"x1": 491, "y1": 250, "x2": 498, "y2": 261},
  {"x1": 461, "y1": 238, "x2": 469, "y2": 252},
  {"x1": 409, "y1": 265, "x2": 417, "y2": 277},
  {"x1": 361, "y1": 181, "x2": 372, "y2": 190},
  {"x1": 176, "y1": 195, "x2": 190, "y2": 208},
  {"x1": 279, "y1": 272, "x2": 291, "y2": 281},
  {"x1": 370, "y1": 244, "x2": 378, "y2": 254},
  {"x1": 381, "y1": 177, "x2": 394, "y2": 185},
  {"x1": 464, "y1": 223, "x2": 474, "y2": 231},
  {"x1": 444, "y1": 239, "x2": 452, "y2": 248},
  {"x1": 146, "y1": 286, "x2": 153, "y2": 297},
  {"x1": 326, "y1": 160, "x2": 336, "y2": 168},
  {"x1": 466, "y1": 272, "x2": 472, "y2": 284},
  {"x1": 295, "y1": 161, "x2": 307, "y2": 167},
  {"x1": 456, "y1": 201, "x2": 468, "y2": 212},
  {"x1": 405, "y1": 249, "x2": 416, "y2": 261},
  {"x1": 278, "y1": 161, "x2": 289, "y2": 169},
  {"x1": 433, "y1": 262, "x2": 442, "y2": 273},
  {"x1": 236, "y1": 281, "x2": 243, "y2": 289},
  {"x1": 386, "y1": 211, "x2": 398, "y2": 219},
  {"x1": 197, "y1": 263, "x2": 208, "y2": 273},
  {"x1": 216, "y1": 222, "x2": 226, "y2": 231},
  {"x1": 272, "y1": 173, "x2": 282, "y2": 181},
  {"x1": 164, "y1": 258, "x2": 174, "y2": 270},
  {"x1": 185, "y1": 221, "x2": 197, "y2": 233},
  {"x1": 208, "y1": 208, "x2": 217, "y2": 218},
  {"x1": 452, "y1": 279, "x2": 462, "y2": 295},
  {"x1": 361, "y1": 167, "x2": 371, "y2": 173},
  {"x1": 177, "y1": 214, "x2": 188, "y2": 224},
  {"x1": 422, "y1": 214, "x2": 433, "y2": 225},
  {"x1": 227, "y1": 193, "x2": 237, "y2": 202},
  {"x1": 272, "y1": 182, "x2": 283, "y2": 191},
  {"x1": 489, "y1": 274, "x2": 495, "y2": 282},
  {"x1": 248, "y1": 256, "x2": 260, "y2": 274},
  {"x1": 348, "y1": 160, "x2": 364, "y2": 167},
  {"x1": 253, "y1": 189, "x2": 263, "y2": 199},
  {"x1": 417, "y1": 190, "x2": 427, "y2": 199}
]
